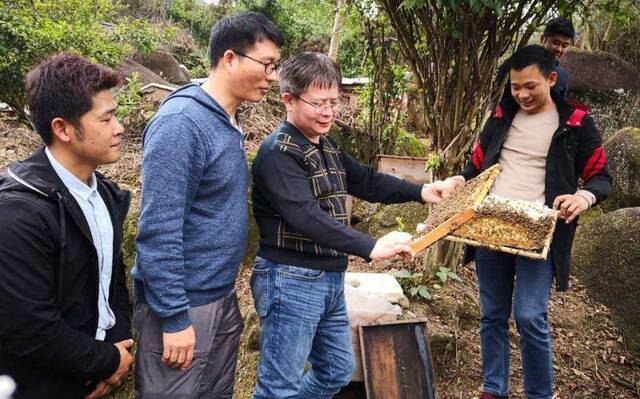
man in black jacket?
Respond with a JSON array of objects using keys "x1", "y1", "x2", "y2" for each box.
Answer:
[
  {"x1": 446, "y1": 46, "x2": 611, "y2": 399},
  {"x1": 0, "y1": 53, "x2": 134, "y2": 398},
  {"x1": 250, "y1": 52, "x2": 451, "y2": 399},
  {"x1": 491, "y1": 17, "x2": 575, "y2": 105}
]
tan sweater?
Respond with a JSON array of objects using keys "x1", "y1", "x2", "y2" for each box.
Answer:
[{"x1": 491, "y1": 106, "x2": 559, "y2": 203}]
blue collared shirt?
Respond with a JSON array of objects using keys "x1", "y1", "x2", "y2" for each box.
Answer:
[{"x1": 45, "y1": 147, "x2": 115, "y2": 340}]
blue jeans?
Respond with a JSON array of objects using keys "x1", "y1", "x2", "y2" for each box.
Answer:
[
  {"x1": 250, "y1": 257, "x2": 354, "y2": 399},
  {"x1": 475, "y1": 249, "x2": 554, "y2": 399}
]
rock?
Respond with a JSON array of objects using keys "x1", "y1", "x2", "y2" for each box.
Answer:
[
  {"x1": 572, "y1": 208, "x2": 640, "y2": 353},
  {"x1": 603, "y1": 127, "x2": 640, "y2": 210},
  {"x1": 576, "y1": 205, "x2": 605, "y2": 225},
  {"x1": 116, "y1": 59, "x2": 173, "y2": 87},
  {"x1": 561, "y1": 50, "x2": 640, "y2": 140},
  {"x1": 568, "y1": 89, "x2": 640, "y2": 141},
  {"x1": 354, "y1": 201, "x2": 430, "y2": 238},
  {"x1": 345, "y1": 272, "x2": 407, "y2": 305},
  {"x1": 561, "y1": 50, "x2": 640, "y2": 93},
  {"x1": 132, "y1": 51, "x2": 190, "y2": 85},
  {"x1": 350, "y1": 198, "x2": 380, "y2": 226}
]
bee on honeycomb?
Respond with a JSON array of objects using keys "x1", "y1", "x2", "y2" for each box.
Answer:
[{"x1": 450, "y1": 195, "x2": 557, "y2": 252}]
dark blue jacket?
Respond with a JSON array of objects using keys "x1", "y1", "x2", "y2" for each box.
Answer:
[{"x1": 252, "y1": 121, "x2": 424, "y2": 271}]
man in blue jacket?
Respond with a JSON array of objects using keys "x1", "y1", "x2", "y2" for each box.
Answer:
[
  {"x1": 132, "y1": 11, "x2": 283, "y2": 398},
  {"x1": 0, "y1": 53, "x2": 134, "y2": 398}
]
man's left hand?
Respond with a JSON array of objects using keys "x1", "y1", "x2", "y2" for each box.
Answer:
[
  {"x1": 553, "y1": 194, "x2": 590, "y2": 224},
  {"x1": 421, "y1": 181, "x2": 448, "y2": 203},
  {"x1": 85, "y1": 381, "x2": 113, "y2": 399},
  {"x1": 422, "y1": 176, "x2": 465, "y2": 204}
]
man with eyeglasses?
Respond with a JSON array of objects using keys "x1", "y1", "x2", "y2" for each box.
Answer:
[
  {"x1": 132, "y1": 11, "x2": 283, "y2": 398},
  {"x1": 249, "y1": 52, "x2": 452, "y2": 398}
]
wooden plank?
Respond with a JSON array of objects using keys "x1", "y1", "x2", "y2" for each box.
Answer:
[
  {"x1": 410, "y1": 207, "x2": 476, "y2": 253},
  {"x1": 472, "y1": 164, "x2": 502, "y2": 207},
  {"x1": 444, "y1": 235, "x2": 548, "y2": 259},
  {"x1": 359, "y1": 319, "x2": 436, "y2": 399},
  {"x1": 377, "y1": 155, "x2": 433, "y2": 185}
]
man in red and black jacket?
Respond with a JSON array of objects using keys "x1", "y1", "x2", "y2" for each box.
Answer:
[{"x1": 445, "y1": 45, "x2": 611, "y2": 399}]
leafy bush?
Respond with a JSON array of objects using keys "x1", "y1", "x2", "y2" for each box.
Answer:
[
  {"x1": 167, "y1": 0, "x2": 226, "y2": 47},
  {"x1": 0, "y1": 0, "x2": 171, "y2": 121},
  {"x1": 114, "y1": 73, "x2": 156, "y2": 137},
  {"x1": 112, "y1": 17, "x2": 177, "y2": 55},
  {"x1": 238, "y1": 0, "x2": 333, "y2": 58}
]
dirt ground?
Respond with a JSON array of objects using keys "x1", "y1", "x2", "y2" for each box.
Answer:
[{"x1": 1, "y1": 116, "x2": 639, "y2": 398}]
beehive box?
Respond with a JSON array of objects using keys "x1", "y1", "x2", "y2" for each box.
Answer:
[{"x1": 413, "y1": 164, "x2": 558, "y2": 259}]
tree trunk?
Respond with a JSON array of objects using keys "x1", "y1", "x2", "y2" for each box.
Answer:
[
  {"x1": 600, "y1": 0, "x2": 618, "y2": 51},
  {"x1": 328, "y1": 0, "x2": 347, "y2": 61}
]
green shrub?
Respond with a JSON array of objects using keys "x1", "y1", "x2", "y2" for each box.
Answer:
[{"x1": 0, "y1": 0, "x2": 171, "y2": 121}]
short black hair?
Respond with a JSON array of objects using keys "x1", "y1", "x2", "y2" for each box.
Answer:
[
  {"x1": 279, "y1": 52, "x2": 342, "y2": 97},
  {"x1": 509, "y1": 45, "x2": 556, "y2": 78},
  {"x1": 25, "y1": 52, "x2": 121, "y2": 145},
  {"x1": 208, "y1": 11, "x2": 284, "y2": 68},
  {"x1": 543, "y1": 17, "x2": 575, "y2": 40}
]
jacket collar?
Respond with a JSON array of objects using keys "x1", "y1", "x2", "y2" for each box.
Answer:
[
  {"x1": 494, "y1": 90, "x2": 588, "y2": 127},
  {"x1": 279, "y1": 120, "x2": 330, "y2": 148},
  {"x1": 1, "y1": 146, "x2": 66, "y2": 198},
  {"x1": 45, "y1": 146, "x2": 98, "y2": 202},
  {"x1": 2, "y1": 146, "x2": 130, "y2": 239}
]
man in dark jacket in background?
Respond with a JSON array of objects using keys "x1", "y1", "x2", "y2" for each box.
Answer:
[
  {"x1": 446, "y1": 45, "x2": 611, "y2": 399},
  {"x1": 0, "y1": 53, "x2": 134, "y2": 398},
  {"x1": 491, "y1": 17, "x2": 575, "y2": 104}
]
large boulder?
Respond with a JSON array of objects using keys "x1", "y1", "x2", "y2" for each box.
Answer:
[
  {"x1": 561, "y1": 50, "x2": 640, "y2": 93},
  {"x1": 604, "y1": 127, "x2": 640, "y2": 210},
  {"x1": 572, "y1": 208, "x2": 640, "y2": 353},
  {"x1": 561, "y1": 50, "x2": 640, "y2": 140},
  {"x1": 116, "y1": 59, "x2": 173, "y2": 87},
  {"x1": 131, "y1": 51, "x2": 190, "y2": 85}
]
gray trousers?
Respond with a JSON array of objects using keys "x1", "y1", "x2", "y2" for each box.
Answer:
[{"x1": 134, "y1": 290, "x2": 243, "y2": 398}]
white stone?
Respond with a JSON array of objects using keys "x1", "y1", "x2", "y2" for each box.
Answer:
[
  {"x1": 345, "y1": 272, "x2": 406, "y2": 305},
  {"x1": 344, "y1": 281, "x2": 402, "y2": 382}
]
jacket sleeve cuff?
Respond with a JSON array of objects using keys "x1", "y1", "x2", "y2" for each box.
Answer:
[
  {"x1": 161, "y1": 310, "x2": 192, "y2": 333},
  {"x1": 401, "y1": 181, "x2": 424, "y2": 204},
  {"x1": 99, "y1": 343, "x2": 121, "y2": 380},
  {"x1": 461, "y1": 164, "x2": 476, "y2": 181},
  {"x1": 575, "y1": 189, "x2": 596, "y2": 207},
  {"x1": 359, "y1": 236, "x2": 378, "y2": 263}
]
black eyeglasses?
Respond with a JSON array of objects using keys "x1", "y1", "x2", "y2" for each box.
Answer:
[
  {"x1": 296, "y1": 96, "x2": 343, "y2": 115},
  {"x1": 234, "y1": 51, "x2": 279, "y2": 75}
]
